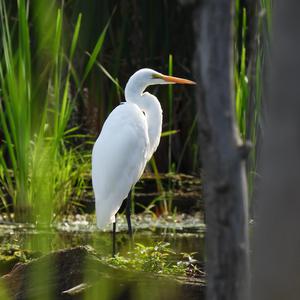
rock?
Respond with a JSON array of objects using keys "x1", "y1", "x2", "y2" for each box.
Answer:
[{"x1": 1, "y1": 246, "x2": 204, "y2": 300}]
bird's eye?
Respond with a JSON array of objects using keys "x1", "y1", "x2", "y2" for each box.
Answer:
[{"x1": 142, "y1": 111, "x2": 146, "y2": 116}]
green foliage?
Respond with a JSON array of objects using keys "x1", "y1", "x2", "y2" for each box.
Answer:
[
  {"x1": 0, "y1": 0, "x2": 108, "y2": 222},
  {"x1": 105, "y1": 242, "x2": 198, "y2": 277},
  {"x1": 234, "y1": 0, "x2": 272, "y2": 201},
  {"x1": 235, "y1": 7, "x2": 249, "y2": 141}
]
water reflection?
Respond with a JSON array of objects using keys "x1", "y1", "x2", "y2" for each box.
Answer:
[{"x1": 0, "y1": 213, "x2": 205, "y2": 261}]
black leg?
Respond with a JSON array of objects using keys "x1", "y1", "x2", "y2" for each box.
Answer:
[
  {"x1": 126, "y1": 191, "x2": 133, "y2": 239},
  {"x1": 112, "y1": 221, "x2": 116, "y2": 257}
]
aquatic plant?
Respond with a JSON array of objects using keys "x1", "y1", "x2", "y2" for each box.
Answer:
[{"x1": 105, "y1": 242, "x2": 200, "y2": 277}]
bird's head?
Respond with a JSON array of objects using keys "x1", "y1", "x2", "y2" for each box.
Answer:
[
  {"x1": 125, "y1": 68, "x2": 195, "y2": 102},
  {"x1": 127, "y1": 68, "x2": 196, "y2": 87}
]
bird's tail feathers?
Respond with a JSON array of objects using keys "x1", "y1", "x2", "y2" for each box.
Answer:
[{"x1": 97, "y1": 214, "x2": 116, "y2": 229}]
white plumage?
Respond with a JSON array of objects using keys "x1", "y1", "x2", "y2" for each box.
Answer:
[
  {"x1": 92, "y1": 68, "x2": 195, "y2": 229},
  {"x1": 92, "y1": 103, "x2": 149, "y2": 228}
]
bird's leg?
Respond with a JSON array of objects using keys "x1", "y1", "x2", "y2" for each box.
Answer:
[
  {"x1": 126, "y1": 191, "x2": 133, "y2": 240},
  {"x1": 112, "y1": 220, "x2": 116, "y2": 257}
]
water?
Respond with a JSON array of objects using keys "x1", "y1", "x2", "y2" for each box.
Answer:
[
  {"x1": 0, "y1": 213, "x2": 205, "y2": 266},
  {"x1": 0, "y1": 214, "x2": 205, "y2": 299}
]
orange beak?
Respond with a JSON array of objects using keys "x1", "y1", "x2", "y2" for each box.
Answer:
[{"x1": 161, "y1": 74, "x2": 196, "y2": 85}]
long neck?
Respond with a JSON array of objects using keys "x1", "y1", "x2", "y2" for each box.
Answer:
[{"x1": 125, "y1": 83, "x2": 162, "y2": 160}]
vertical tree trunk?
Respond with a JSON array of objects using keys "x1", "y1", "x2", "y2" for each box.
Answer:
[
  {"x1": 193, "y1": 1, "x2": 249, "y2": 300},
  {"x1": 253, "y1": 1, "x2": 300, "y2": 299}
]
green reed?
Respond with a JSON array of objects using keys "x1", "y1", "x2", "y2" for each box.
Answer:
[
  {"x1": 235, "y1": 6, "x2": 248, "y2": 141},
  {"x1": 234, "y1": 0, "x2": 272, "y2": 201},
  {"x1": 0, "y1": 0, "x2": 109, "y2": 223}
]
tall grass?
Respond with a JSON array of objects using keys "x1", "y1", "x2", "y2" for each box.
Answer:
[
  {"x1": 235, "y1": 6, "x2": 249, "y2": 141},
  {"x1": 234, "y1": 0, "x2": 272, "y2": 201},
  {"x1": 235, "y1": 1, "x2": 256, "y2": 200},
  {"x1": 167, "y1": 54, "x2": 174, "y2": 174},
  {"x1": 0, "y1": 0, "x2": 109, "y2": 223}
]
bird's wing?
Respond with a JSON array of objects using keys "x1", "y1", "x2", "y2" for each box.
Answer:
[{"x1": 92, "y1": 103, "x2": 149, "y2": 229}]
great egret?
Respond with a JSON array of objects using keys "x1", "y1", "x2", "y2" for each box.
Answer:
[{"x1": 92, "y1": 68, "x2": 195, "y2": 250}]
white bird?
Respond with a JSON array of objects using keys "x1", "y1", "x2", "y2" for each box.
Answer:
[{"x1": 92, "y1": 68, "x2": 195, "y2": 232}]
